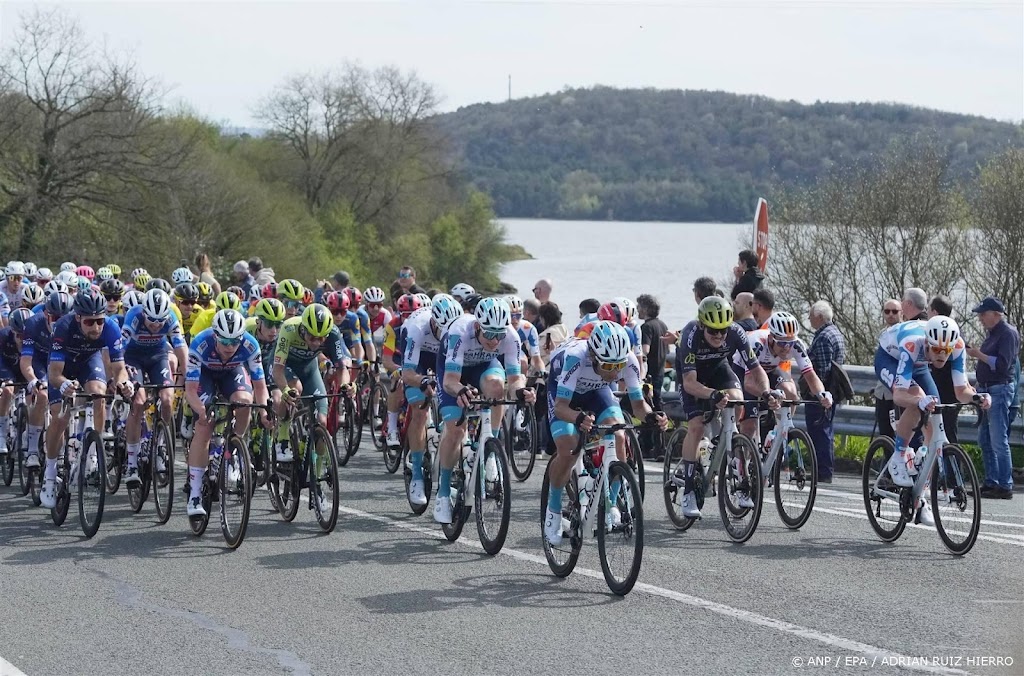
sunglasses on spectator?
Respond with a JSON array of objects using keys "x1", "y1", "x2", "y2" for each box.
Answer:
[
  {"x1": 883, "y1": 309, "x2": 900, "y2": 315},
  {"x1": 81, "y1": 316, "x2": 105, "y2": 327},
  {"x1": 399, "y1": 272, "x2": 412, "y2": 279},
  {"x1": 216, "y1": 336, "x2": 241, "y2": 347},
  {"x1": 704, "y1": 326, "x2": 728, "y2": 336},
  {"x1": 596, "y1": 359, "x2": 626, "y2": 373},
  {"x1": 481, "y1": 329, "x2": 506, "y2": 341}
]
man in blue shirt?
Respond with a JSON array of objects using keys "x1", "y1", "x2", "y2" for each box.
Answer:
[{"x1": 966, "y1": 296, "x2": 1020, "y2": 499}]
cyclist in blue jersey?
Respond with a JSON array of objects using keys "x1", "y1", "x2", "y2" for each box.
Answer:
[
  {"x1": 875, "y1": 315, "x2": 989, "y2": 488},
  {"x1": 345, "y1": 287, "x2": 378, "y2": 367},
  {"x1": 42, "y1": 289, "x2": 133, "y2": 509},
  {"x1": 544, "y1": 323, "x2": 667, "y2": 544},
  {"x1": 0, "y1": 309, "x2": 32, "y2": 455},
  {"x1": 183, "y1": 309, "x2": 270, "y2": 518},
  {"x1": 121, "y1": 289, "x2": 188, "y2": 487}
]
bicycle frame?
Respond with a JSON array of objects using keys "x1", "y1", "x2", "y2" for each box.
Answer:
[
  {"x1": 757, "y1": 404, "x2": 813, "y2": 484},
  {"x1": 574, "y1": 427, "x2": 625, "y2": 540},
  {"x1": 871, "y1": 404, "x2": 960, "y2": 505}
]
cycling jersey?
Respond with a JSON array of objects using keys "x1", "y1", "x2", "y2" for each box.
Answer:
[
  {"x1": 333, "y1": 311, "x2": 361, "y2": 352},
  {"x1": 675, "y1": 320, "x2": 758, "y2": 378},
  {"x1": 120, "y1": 305, "x2": 187, "y2": 354},
  {"x1": 0, "y1": 328, "x2": 23, "y2": 382},
  {"x1": 20, "y1": 313, "x2": 54, "y2": 372},
  {"x1": 273, "y1": 317, "x2": 350, "y2": 370},
  {"x1": 737, "y1": 328, "x2": 813, "y2": 375},
  {"x1": 175, "y1": 303, "x2": 199, "y2": 340},
  {"x1": 574, "y1": 313, "x2": 598, "y2": 332},
  {"x1": 369, "y1": 307, "x2": 393, "y2": 335},
  {"x1": 355, "y1": 307, "x2": 372, "y2": 345},
  {"x1": 50, "y1": 313, "x2": 124, "y2": 365},
  {"x1": 402, "y1": 311, "x2": 442, "y2": 374},
  {"x1": 440, "y1": 314, "x2": 523, "y2": 378},
  {"x1": 189, "y1": 307, "x2": 216, "y2": 337},
  {"x1": 879, "y1": 321, "x2": 967, "y2": 391},
  {"x1": 185, "y1": 328, "x2": 265, "y2": 382},
  {"x1": 549, "y1": 338, "x2": 643, "y2": 402},
  {"x1": 514, "y1": 319, "x2": 541, "y2": 358}
]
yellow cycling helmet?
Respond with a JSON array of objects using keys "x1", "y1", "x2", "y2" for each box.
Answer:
[
  {"x1": 255, "y1": 297, "x2": 286, "y2": 323},
  {"x1": 215, "y1": 291, "x2": 241, "y2": 311},
  {"x1": 106, "y1": 263, "x2": 122, "y2": 277},
  {"x1": 133, "y1": 272, "x2": 152, "y2": 289},
  {"x1": 300, "y1": 303, "x2": 334, "y2": 338},
  {"x1": 279, "y1": 278, "x2": 304, "y2": 302},
  {"x1": 195, "y1": 281, "x2": 213, "y2": 304},
  {"x1": 697, "y1": 296, "x2": 734, "y2": 330}
]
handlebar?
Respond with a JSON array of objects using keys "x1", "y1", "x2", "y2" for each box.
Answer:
[
  {"x1": 572, "y1": 420, "x2": 634, "y2": 455},
  {"x1": 456, "y1": 397, "x2": 521, "y2": 426}
]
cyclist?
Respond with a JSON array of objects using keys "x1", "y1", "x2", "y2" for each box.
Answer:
[
  {"x1": 279, "y1": 279, "x2": 305, "y2": 319},
  {"x1": 344, "y1": 287, "x2": 377, "y2": 368},
  {"x1": 272, "y1": 304, "x2": 352, "y2": 463},
  {"x1": 364, "y1": 286, "x2": 393, "y2": 353},
  {"x1": 246, "y1": 297, "x2": 287, "y2": 470},
  {"x1": 450, "y1": 283, "x2": 476, "y2": 312},
  {"x1": 41, "y1": 289, "x2": 132, "y2": 509},
  {"x1": 183, "y1": 309, "x2": 270, "y2": 518},
  {"x1": 173, "y1": 282, "x2": 201, "y2": 342},
  {"x1": 99, "y1": 279, "x2": 126, "y2": 318},
  {"x1": 195, "y1": 282, "x2": 215, "y2": 311},
  {"x1": 544, "y1": 322, "x2": 667, "y2": 544},
  {"x1": 675, "y1": 296, "x2": 779, "y2": 519},
  {"x1": 402, "y1": 294, "x2": 462, "y2": 505},
  {"x1": 507, "y1": 295, "x2": 545, "y2": 376},
  {"x1": 434, "y1": 297, "x2": 534, "y2": 524},
  {"x1": 120, "y1": 289, "x2": 187, "y2": 487},
  {"x1": 736, "y1": 311, "x2": 833, "y2": 440},
  {"x1": 382, "y1": 293, "x2": 425, "y2": 446},
  {"x1": 0, "y1": 308, "x2": 33, "y2": 456}
]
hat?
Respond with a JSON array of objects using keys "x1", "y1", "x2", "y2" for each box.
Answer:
[
  {"x1": 232, "y1": 260, "x2": 248, "y2": 274},
  {"x1": 972, "y1": 296, "x2": 1005, "y2": 314}
]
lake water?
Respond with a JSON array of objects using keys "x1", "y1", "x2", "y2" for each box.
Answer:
[{"x1": 498, "y1": 218, "x2": 749, "y2": 330}]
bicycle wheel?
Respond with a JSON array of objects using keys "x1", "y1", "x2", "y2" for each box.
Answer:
[
  {"x1": 540, "y1": 463, "x2": 581, "y2": 577},
  {"x1": 188, "y1": 477, "x2": 213, "y2": 537},
  {"x1": 623, "y1": 427, "x2": 645, "y2": 500},
  {"x1": 152, "y1": 420, "x2": 175, "y2": 525},
  {"x1": 311, "y1": 427, "x2": 340, "y2": 533},
  {"x1": 506, "y1": 401, "x2": 537, "y2": 482},
  {"x1": 2, "y1": 414, "x2": 15, "y2": 487},
  {"x1": 78, "y1": 430, "x2": 106, "y2": 538},
  {"x1": 343, "y1": 396, "x2": 360, "y2": 461},
  {"x1": 219, "y1": 436, "x2": 252, "y2": 549},
  {"x1": 862, "y1": 436, "x2": 906, "y2": 542},
  {"x1": 105, "y1": 426, "x2": 124, "y2": 494},
  {"x1": 127, "y1": 453, "x2": 151, "y2": 514},
  {"x1": 383, "y1": 412, "x2": 404, "y2": 474},
  {"x1": 717, "y1": 433, "x2": 762, "y2": 544},
  {"x1": 932, "y1": 444, "x2": 981, "y2": 556},
  {"x1": 662, "y1": 427, "x2": 697, "y2": 530},
  {"x1": 475, "y1": 438, "x2": 511, "y2": 555},
  {"x1": 15, "y1": 405, "x2": 29, "y2": 496},
  {"x1": 273, "y1": 429, "x2": 301, "y2": 522},
  {"x1": 353, "y1": 377, "x2": 369, "y2": 451},
  {"x1": 250, "y1": 424, "x2": 270, "y2": 489},
  {"x1": 51, "y1": 454, "x2": 71, "y2": 527},
  {"x1": 369, "y1": 382, "x2": 388, "y2": 453},
  {"x1": 772, "y1": 427, "x2": 817, "y2": 529},
  {"x1": 597, "y1": 460, "x2": 644, "y2": 596},
  {"x1": 403, "y1": 446, "x2": 434, "y2": 515},
  {"x1": 441, "y1": 464, "x2": 469, "y2": 542}
]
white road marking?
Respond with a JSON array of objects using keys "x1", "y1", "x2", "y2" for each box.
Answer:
[
  {"x1": 0, "y1": 654, "x2": 27, "y2": 676},
  {"x1": 339, "y1": 505, "x2": 973, "y2": 676}
]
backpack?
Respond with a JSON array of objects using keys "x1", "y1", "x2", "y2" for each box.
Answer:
[{"x1": 801, "y1": 360, "x2": 854, "y2": 404}]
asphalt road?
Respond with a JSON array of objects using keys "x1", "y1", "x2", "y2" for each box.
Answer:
[{"x1": 1, "y1": 441, "x2": 1021, "y2": 676}]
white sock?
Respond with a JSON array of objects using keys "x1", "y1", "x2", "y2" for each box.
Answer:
[
  {"x1": 127, "y1": 442, "x2": 141, "y2": 469},
  {"x1": 188, "y1": 466, "x2": 205, "y2": 498},
  {"x1": 44, "y1": 457, "x2": 58, "y2": 481},
  {"x1": 27, "y1": 425, "x2": 42, "y2": 454},
  {"x1": 0, "y1": 415, "x2": 9, "y2": 437},
  {"x1": 387, "y1": 412, "x2": 398, "y2": 433}
]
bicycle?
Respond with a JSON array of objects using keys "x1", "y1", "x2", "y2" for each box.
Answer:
[
  {"x1": 105, "y1": 395, "x2": 131, "y2": 493},
  {"x1": 123, "y1": 384, "x2": 179, "y2": 525},
  {"x1": 51, "y1": 392, "x2": 117, "y2": 538},
  {"x1": 266, "y1": 392, "x2": 342, "y2": 533},
  {"x1": 184, "y1": 400, "x2": 263, "y2": 549},
  {"x1": 750, "y1": 401, "x2": 819, "y2": 529},
  {"x1": 503, "y1": 371, "x2": 542, "y2": 482},
  {"x1": 400, "y1": 393, "x2": 441, "y2": 515},
  {"x1": 390, "y1": 370, "x2": 439, "y2": 475},
  {"x1": 12, "y1": 383, "x2": 45, "y2": 505},
  {"x1": 367, "y1": 364, "x2": 390, "y2": 456},
  {"x1": 440, "y1": 397, "x2": 514, "y2": 555},
  {"x1": 862, "y1": 402, "x2": 982, "y2": 556},
  {"x1": 1, "y1": 382, "x2": 28, "y2": 488},
  {"x1": 612, "y1": 390, "x2": 647, "y2": 499},
  {"x1": 661, "y1": 400, "x2": 764, "y2": 543},
  {"x1": 327, "y1": 376, "x2": 359, "y2": 466},
  {"x1": 540, "y1": 420, "x2": 644, "y2": 596}
]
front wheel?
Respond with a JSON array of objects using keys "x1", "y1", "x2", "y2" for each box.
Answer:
[
  {"x1": 152, "y1": 420, "x2": 175, "y2": 525},
  {"x1": 310, "y1": 427, "x2": 340, "y2": 533},
  {"x1": 105, "y1": 428, "x2": 124, "y2": 494},
  {"x1": 662, "y1": 427, "x2": 696, "y2": 530},
  {"x1": 932, "y1": 444, "x2": 981, "y2": 556},
  {"x1": 540, "y1": 463, "x2": 581, "y2": 578},
  {"x1": 862, "y1": 436, "x2": 906, "y2": 543},
  {"x1": 441, "y1": 464, "x2": 469, "y2": 543},
  {"x1": 717, "y1": 433, "x2": 762, "y2": 544},
  {"x1": 78, "y1": 430, "x2": 106, "y2": 538},
  {"x1": 772, "y1": 428, "x2": 817, "y2": 529},
  {"x1": 219, "y1": 436, "x2": 252, "y2": 549},
  {"x1": 403, "y1": 446, "x2": 434, "y2": 516},
  {"x1": 597, "y1": 460, "x2": 644, "y2": 596},
  {"x1": 475, "y1": 438, "x2": 511, "y2": 555},
  {"x1": 505, "y1": 402, "x2": 537, "y2": 482},
  {"x1": 369, "y1": 382, "x2": 389, "y2": 453}
]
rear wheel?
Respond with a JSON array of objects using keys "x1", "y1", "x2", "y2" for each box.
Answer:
[
  {"x1": 152, "y1": 420, "x2": 175, "y2": 524},
  {"x1": 403, "y1": 446, "x2": 434, "y2": 515},
  {"x1": 105, "y1": 426, "x2": 124, "y2": 494},
  {"x1": 1, "y1": 410, "x2": 16, "y2": 487},
  {"x1": 662, "y1": 427, "x2": 697, "y2": 530},
  {"x1": 441, "y1": 463, "x2": 469, "y2": 542},
  {"x1": 15, "y1": 405, "x2": 29, "y2": 496},
  {"x1": 597, "y1": 461, "x2": 644, "y2": 596},
  {"x1": 78, "y1": 430, "x2": 106, "y2": 538},
  {"x1": 188, "y1": 476, "x2": 212, "y2": 537},
  {"x1": 475, "y1": 438, "x2": 511, "y2": 555},
  {"x1": 772, "y1": 428, "x2": 817, "y2": 529},
  {"x1": 342, "y1": 396, "x2": 359, "y2": 461},
  {"x1": 369, "y1": 382, "x2": 389, "y2": 453},
  {"x1": 505, "y1": 401, "x2": 537, "y2": 482},
  {"x1": 541, "y1": 463, "x2": 581, "y2": 577},
  {"x1": 862, "y1": 436, "x2": 906, "y2": 542},
  {"x1": 383, "y1": 407, "x2": 404, "y2": 474},
  {"x1": 932, "y1": 444, "x2": 981, "y2": 556},
  {"x1": 310, "y1": 427, "x2": 340, "y2": 533},
  {"x1": 273, "y1": 428, "x2": 302, "y2": 522},
  {"x1": 219, "y1": 436, "x2": 252, "y2": 549},
  {"x1": 717, "y1": 433, "x2": 762, "y2": 543},
  {"x1": 51, "y1": 453, "x2": 71, "y2": 527},
  {"x1": 623, "y1": 427, "x2": 645, "y2": 500}
]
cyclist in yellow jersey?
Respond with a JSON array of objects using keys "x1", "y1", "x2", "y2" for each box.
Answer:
[
  {"x1": 190, "y1": 290, "x2": 241, "y2": 337},
  {"x1": 173, "y1": 282, "x2": 201, "y2": 342},
  {"x1": 195, "y1": 282, "x2": 215, "y2": 312}
]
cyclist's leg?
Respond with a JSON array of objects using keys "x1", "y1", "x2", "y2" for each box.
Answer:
[
  {"x1": 186, "y1": 368, "x2": 218, "y2": 508},
  {"x1": 229, "y1": 366, "x2": 254, "y2": 436},
  {"x1": 404, "y1": 352, "x2": 434, "y2": 481},
  {"x1": 124, "y1": 355, "x2": 149, "y2": 472},
  {"x1": 296, "y1": 359, "x2": 327, "y2": 427},
  {"x1": 479, "y1": 359, "x2": 505, "y2": 438}
]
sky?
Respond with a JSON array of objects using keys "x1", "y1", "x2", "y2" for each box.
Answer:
[{"x1": 1, "y1": 0, "x2": 1021, "y2": 127}]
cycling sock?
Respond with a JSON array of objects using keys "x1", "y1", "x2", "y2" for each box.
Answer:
[
  {"x1": 438, "y1": 468, "x2": 452, "y2": 498},
  {"x1": 683, "y1": 460, "x2": 697, "y2": 492},
  {"x1": 127, "y1": 442, "x2": 141, "y2": 469},
  {"x1": 893, "y1": 435, "x2": 907, "y2": 460},
  {"x1": 547, "y1": 485, "x2": 563, "y2": 512},
  {"x1": 188, "y1": 466, "x2": 205, "y2": 498},
  {"x1": 0, "y1": 416, "x2": 8, "y2": 438},
  {"x1": 44, "y1": 457, "x2": 58, "y2": 481},
  {"x1": 387, "y1": 411, "x2": 398, "y2": 433},
  {"x1": 27, "y1": 425, "x2": 42, "y2": 453},
  {"x1": 609, "y1": 479, "x2": 621, "y2": 501},
  {"x1": 410, "y1": 450, "x2": 424, "y2": 480}
]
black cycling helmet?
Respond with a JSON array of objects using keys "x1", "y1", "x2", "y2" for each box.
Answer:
[
  {"x1": 100, "y1": 278, "x2": 125, "y2": 299},
  {"x1": 74, "y1": 288, "x2": 107, "y2": 316}
]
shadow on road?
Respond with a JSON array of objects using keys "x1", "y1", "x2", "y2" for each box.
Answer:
[{"x1": 256, "y1": 536, "x2": 487, "y2": 570}]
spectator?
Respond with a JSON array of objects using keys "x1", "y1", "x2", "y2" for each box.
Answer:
[
  {"x1": 523, "y1": 298, "x2": 543, "y2": 331},
  {"x1": 901, "y1": 287, "x2": 928, "y2": 321},
  {"x1": 389, "y1": 266, "x2": 425, "y2": 304},
  {"x1": 537, "y1": 302, "x2": 568, "y2": 366},
  {"x1": 927, "y1": 295, "x2": 960, "y2": 443},
  {"x1": 731, "y1": 249, "x2": 764, "y2": 298},
  {"x1": 874, "y1": 298, "x2": 902, "y2": 439},
  {"x1": 806, "y1": 300, "x2": 846, "y2": 484},
  {"x1": 233, "y1": 260, "x2": 255, "y2": 299},
  {"x1": 751, "y1": 287, "x2": 775, "y2": 327},
  {"x1": 966, "y1": 296, "x2": 1019, "y2": 499},
  {"x1": 532, "y1": 279, "x2": 552, "y2": 304},
  {"x1": 638, "y1": 294, "x2": 668, "y2": 459},
  {"x1": 194, "y1": 253, "x2": 221, "y2": 296},
  {"x1": 333, "y1": 271, "x2": 350, "y2": 290},
  {"x1": 692, "y1": 276, "x2": 717, "y2": 303},
  {"x1": 249, "y1": 256, "x2": 275, "y2": 287},
  {"x1": 579, "y1": 298, "x2": 600, "y2": 319},
  {"x1": 733, "y1": 292, "x2": 758, "y2": 331}
]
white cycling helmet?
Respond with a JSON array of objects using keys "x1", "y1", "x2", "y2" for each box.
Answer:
[
  {"x1": 36, "y1": 267, "x2": 53, "y2": 282},
  {"x1": 19, "y1": 284, "x2": 44, "y2": 306},
  {"x1": 431, "y1": 293, "x2": 462, "y2": 331},
  {"x1": 613, "y1": 296, "x2": 638, "y2": 324},
  {"x1": 925, "y1": 316, "x2": 960, "y2": 350},
  {"x1": 56, "y1": 270, "x2": 79, "y2": 286},
  {"x1": 96, "y1": 266, "x2": 114, "y2": 282},
  {"x1": 142, "y1": 288, "x2": 171, "y2": 321},
  {"x1": 122, "y1": 289, "x2": 145, "y2": 310},
  {"x1": 450, "y1": 283, "x2": 476, "y2": 302},
  {"x1": 171, "y1": 266, "x2": 194, "y2": 285},
  {"x1": 212, "y1": 309, "x2": 246, "y2": 340},
  {"x1": 505, "y1": 295, "x2": 524, "y2": 314},
  {"x1": 60, "y1": 262, "x2": 76, "y2": 273},
  {"x1": 6, "y1": 261, "x2": 26, "y2": 277},
  {"x1": 129, "y1": 267, "x2": 148, "y2": 282},
  {"x1": 43, "y1": 280, "x2": 69, "y2": 298},
  {"x1": 23, "y1": 262, "x2": 37, "y2": 279},
  {"x1": 588, "y1": 321, "x2": 631, "y2": 364},
  {"x1": 474, "y1": 297, "x2": 511, "y2": 332},
  {"x1": 767, "y1": 311, "x2": 800, "y2": 340},
  {"x1": 248, "y1": 285, "x2": 262, "y2": 302},
  {"x1": 414, "y1": 292, "x2": 432, "y2": 307},
  {"x1": 364, "y1": 286, "x2": 386, "y2": 304}
]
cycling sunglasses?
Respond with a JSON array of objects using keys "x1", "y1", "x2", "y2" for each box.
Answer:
[
  {"x1": 259, "y1": 319, "x2": 283, "y2": 329},
  {"x1": 596, "y1": 360, "x2": 626, "y2": 373},
  {"x1": 774, "y1": 339, "x2": 797, "y2": 348},
  {"x1": 81, "y1": 316, "x2": 105, "y2": 328},
  {"x1": 929, "y1": 345, "x2": 953, "y2": 356},
  {"x1": 704, "y1": 326, "x2": 728, "y2": 336},
  {"x1": 481, "y1": 329, "x2": 506, "y2": 341},
  {"x1": 216, "y1": 336, "x2": 242, "y2": 347}
]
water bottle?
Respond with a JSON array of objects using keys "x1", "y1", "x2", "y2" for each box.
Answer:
[
  {"x1": 463, "y1": 445, "x2": 476, "y2": 475},
  {"x1": 210, "y1": 433, "x2": 224, "y2": 478},
  {"x1": 763, "y1": 428, "x2": 777, "y2": 453},
  {"x1": 912, "y1": 446, "x2": 927, "y2": 473},
  {"x1": 697, "y1": 438, "x2": 711, "y2": 466},
  {"x1": 578, "y1": 469, "x2": 595, "y2": 513}
]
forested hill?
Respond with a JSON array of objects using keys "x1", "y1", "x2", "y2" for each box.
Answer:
[{"x1": 433, "y1": 87, "x2": 1023, "y2": 222}]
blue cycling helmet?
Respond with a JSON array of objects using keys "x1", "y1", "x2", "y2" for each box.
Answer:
[
  {"x1": 74, "y1": 288, "x2": 107, "y2": 316},
  {"x1": 588, "y1": 321, "x2": 631, "y2": 364},
  {"x1": 9, "y1": 307, "x2": 33, "y2": 334},
  {"x1": 430, "y1": 293, "x2": 462, "y2": 331},
  {"x1": 45, "y1": 290, "x2": 74, "y2": 318}
]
